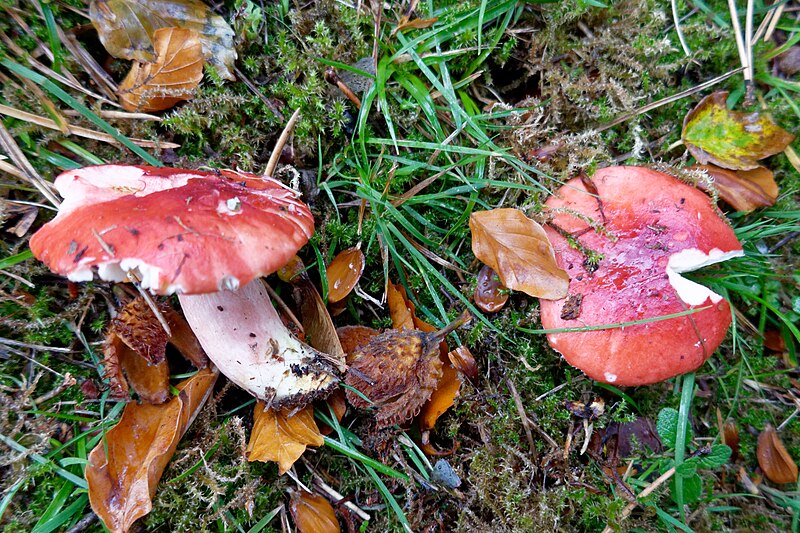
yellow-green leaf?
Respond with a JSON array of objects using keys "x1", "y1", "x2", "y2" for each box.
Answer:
[
  {"x1": 89, "y1": 0, "x2": 236, "y2": 80},
  {"x1": 682, "y1": 91, "x2": 795, "y2": 170}
]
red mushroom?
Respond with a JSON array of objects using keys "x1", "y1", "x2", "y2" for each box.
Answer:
[
  {"x1": 30, "y1": 164, "x2": 340, "y2": 405},
  {"x1": 539, "y1": 166, "x2": 743, "y2": 386}
]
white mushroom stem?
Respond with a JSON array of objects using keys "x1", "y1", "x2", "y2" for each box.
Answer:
[{"x1": 177, "y1": 279, "x2": 337, "y2": 405}]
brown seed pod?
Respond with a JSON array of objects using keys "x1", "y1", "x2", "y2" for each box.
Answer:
[{"x1": 345, "y1": 312, "x2": 471, "y2": 428}]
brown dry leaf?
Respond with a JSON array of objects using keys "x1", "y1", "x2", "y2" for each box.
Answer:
[
  {"x1": 682, "y1": 91, "x2": 795, "y2": 170},
  {"x1": 448, "y1": 346, "x2": 478, "y2": 382},
  {"x1": 104, "y1": 334, "x2": 170, "y2": 404},
  {"x1": 723, "y1": 420, "x2": 740, "y2": 462},
  {"x1": 336, "y1": 325, "x2": 381, "y2": 365},
  {"x1": 386, "y1": 282, "x2": 416, "y2": 330},
  {"x1": 392, "y1": 16, "x2": 439, "y2": 36},
  {"x1": 104, "y1": 298, "x2": 171, "y2": 403},
  {"x1": 246, "y1": 402, "x2": 324, "y2": 475},
  {"x1": 119, "y1": 27, "x2": 204, "y2": 112},
  {"x1": 757, "y1": 424, "x2": 798, "y2": 484},
  {"x1": 470, "y1": 208, "x2": 569, "y2": 300},
  {"x1": 86, "y1": 368, "x2": 218, "y2": 533},
  {"x1": 695, "y1": 164, "x2": 778, "y2": 212},
  {"x1": 419, "y1": 361, "x2": 461, "y2": 432},
  {"x1": 290, "y1": 490, "x2": 340, "y2": 533},
  {"x1": 474, "y1": 264, "x2": 508, "y2": 313},
  {"x1": 326, "y1": 247, "x2": 365, "y2": 304},
  {"x1": 89, "y1": 0, "x2": 236, "y2": 80}
]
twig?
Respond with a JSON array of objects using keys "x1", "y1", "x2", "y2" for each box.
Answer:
[
  {"x1": 63, "y1": 512, "x2": 97, "y2": 533},
  {"x1": 506, "y1": 378, "x2": 536, "y2": 453},
  {"x1": 125, "y1": 270, "x2": 172, "y2": 338},
  {"x1": 0, "y1": 120, "x2": 61, "y2": 207},
  {"x1": 264, "y1": 108, "x2": 301, "y2": 178},
  {"x1": 595, "y1": 68, "x2": 744, "y2": 132},
  {"x1": 33, "y1": 373, "x2": 76, "y2": 404},
  {"x1": 0, "y1": 268, "x2": 34, "y2": 288},
  {"x1": 0, "y1": 104, "x2": 178, "y2": 149},
  {"x1": 324, "y1": 68, "x2": 362, "y2": 109},
  {"x1": 727, "y1": 0, "x2": 751, "y2": 86},
  {"x1": 601, "y1": 466, "x2": 677, "y2": 533},
  {"x1": 62, "y1": 109, "x2": 162, "y2": 121},
  {"x1": 0, "y1": 337, "x2": 79, "y2": 353},
  {"x1": 313, "y1": 476, "x2": 371, "y2": 521}
]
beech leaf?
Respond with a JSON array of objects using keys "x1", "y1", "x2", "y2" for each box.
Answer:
[
  {"x1": 326, "y1": 247, "x2": 365, "y2": 304},
  {"x1": 682, "y1": 91, "x2": 795, "y2": 170},
  {"x1": 86, "y1": 368, "x2": 218, "y2": 533},
  {"x1": 419, "y1": 360, "x2": 461, "y2": 431},
  {"x1": 757, "y1": 424, "x2": 799, "y2": 484},
  {"x1": 470, "y1": 208, "x2": 569, "y2": 300},
  {"x1": 289, "y1": 490, "x2": 340, "y2": 533},
  {"x1": 119, "y1": 27, "x2": 204, "y2": 112},
  {"x1": 246, "y1": 402, "x2": 324, "y2": 475},
  {"x1": 695, "y1": 164, "x2": 778, "y2": 213},
  {"x1": 89, "y1": 0, "x2": 236, "y2": 80}
]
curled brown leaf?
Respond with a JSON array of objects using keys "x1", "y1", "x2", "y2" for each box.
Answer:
[
  {"x1": 290, "y1": 490, "x2": 340, "y2": 533},
  {"x1": 474, "y1": 264, "x2": 508, "y2": 313},
  {"x1": 757, "y1": 424, "x2": 798, "y2": 484},
  {"x1": 326, "y1": 247, "x2": 365, "y2": 304},
  {"x1": 86, "y1": 368, "x2": 218, "y2": 533},
  {"x1": 89, "y1": 0, "x2": 236, "y2": 80},
  {"x1": 694, "y1": 164, "x2": 778, "y2": 212}
]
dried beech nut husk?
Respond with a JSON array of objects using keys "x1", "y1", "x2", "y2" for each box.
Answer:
[
  {"x1": 345, "y1": 312, "x2": 471, "y2": 428},
  {"x1": 289, "y1": 490, "x2": 340, "y2": 533},
  {"x1": 326, "y1": 247, "x2": 365, "y2": 304},
  {"x1": 757, "y1": 424, "x2": 799, "y2": 484},
  {"x1": 474, "y1": 264, "x2": 508, "y2": 313}
]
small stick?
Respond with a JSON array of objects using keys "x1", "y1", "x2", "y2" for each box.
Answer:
[
  {"x1": 601, "y1": 466, "x2": 677, "y2": 533},
  {"x1": 126, "y1": 271, "x2": 172, "y2": 338},
  {"x1": 506, "y1": 377, "x2": 536, "y2": 452},
  {"x1": 745, "y1": 0, "x2": 755, "y2": 100},
  {"x1": 264, "y1": 108, "x2": 301, "y2": 179},
  {"x1": 671, "y1": 0, "x2": 692, "y2": 55},
  {"x1": 324, "y1": 68, "x2": 362, "y2": 109},
  {"x1": 728, "y1": 0, "x2": 751, "y2": 85}
]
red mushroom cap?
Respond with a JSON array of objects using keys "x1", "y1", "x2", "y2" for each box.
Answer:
[
  {"x1": 539, "y1": 166, "x2": 743, "y2": 386},
  {"x1": 30, "y1": 165, "x2": 314, "y2": 295}
]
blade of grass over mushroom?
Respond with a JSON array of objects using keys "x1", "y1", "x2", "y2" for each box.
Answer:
[
  {"x1": 0, "y1": 59, "x2": 162, "y2": 166},
  {"x1": 518, "y1": 307, "x2": 713, "y2": 334}
]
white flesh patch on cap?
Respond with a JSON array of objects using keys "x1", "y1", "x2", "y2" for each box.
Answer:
[
  {"x1": 666, "y1": 248, "x2": 744, "y2": 306},
  {"x1": 94, "y1": 259, "x2": 164, "y2": 292},
  {"x1": 604, "y1": 372, "x2": 617, "y2": 383},
  {"x1": 55, "y1": 166, "x2": 196, "y2": 217},
  {"x1": 217, "y1": 197, "x2": 242, "y2": 215}
]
